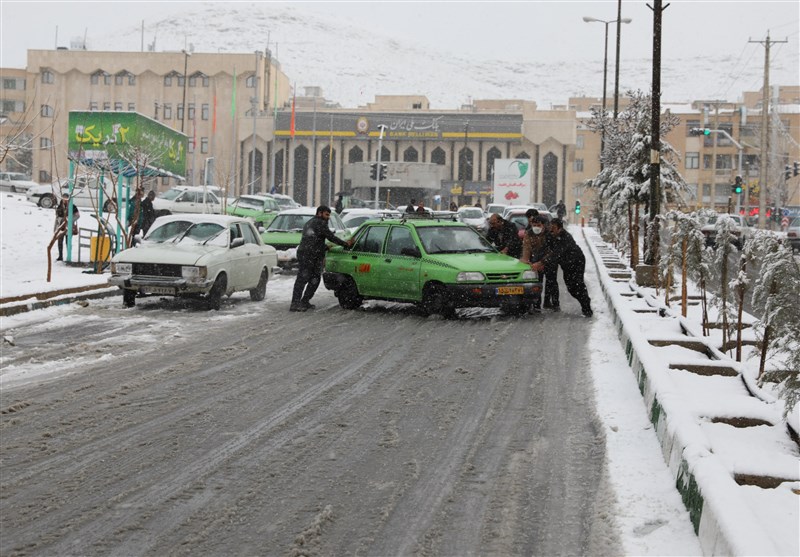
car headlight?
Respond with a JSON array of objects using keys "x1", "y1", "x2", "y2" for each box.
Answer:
[
  {"x1": 112, "y1": 262, "x2": 132, "y2": 275},
  {"x1": 457, "y1": 271, "x2": 485, "y2": 282},
  {"x1": 181, "y1": 266, "x2": 207, "y2": 279},
  {"x1": 522, "y1": 270, "x2": 537, "y2": 280}
]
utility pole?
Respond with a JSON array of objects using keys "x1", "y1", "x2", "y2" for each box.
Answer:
[
  {"x1": 644, "y1": 0, "x2": 668, "y2": 270},
  {"x1": 373, "y1": 124, "x2": 387, "y2": 207},
  {"x1": 269, "y1": 43, "x2": 279, "y2": 194},
  {"x1": 613, "y1": 0, "x2": 624, "y2": 118},
  {"x1": 750, "y1": 32, "x2": 787, "y2": 229},
  {"x1": 250, "y1": 50, "x2": 261, "y2": 194},
  {"x1": 311, "y1": 95, "x2": 318, "y2": 206},
  {"x1": 181, "y1": 50, "x2": 190, "y2": 134}
]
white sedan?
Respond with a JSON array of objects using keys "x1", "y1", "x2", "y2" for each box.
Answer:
[{"x1": 109, "y1": 215, "x2": 277, "y2": 309}]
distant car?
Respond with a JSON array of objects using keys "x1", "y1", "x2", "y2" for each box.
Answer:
[
  {"x1": 700, "y1": 214, "x2": 752, "y2": 250},
  {"x1": 260, "y1": 207, "x2": 350, "y2": 268},
  {"x1": 485, "y1": 203, "x2": 507, "y2": 217},
  {"x1": 341, "y1": 208, "x2": 401, "y2": 234},
  {"x1": 457, "y1": 206, "x2": 487, "y2": 230},
  {"x1": 786, "y1": 217, "x2": 800, "y2": 252},
  {"x1": 152, "y1": 186, "x2": 223, "y2": 215},
  {"x1": 503, "y1": 208, "x2": 553, "y2": 238},
  {"x1": 226, "y1": 194, "x2": 281, "y2": 228},
  {"x1": 271, "y1": 193, "x2": 301, "y2": 210},
  {"x1": 322, "y1": 217, "x2": 541, "y2": 317},
  {"x1": 109, "y1": 215, "x2": 277, "y2": 309},
  {"x1": 27, "y1": 174, "x2": 117, "y2": 211},
  {"x1": 501, "y1": 204, "x2": 553, "y2": 221},
  {"x1": 0, "y1": 171, "x2": 38, "y2": 193}
]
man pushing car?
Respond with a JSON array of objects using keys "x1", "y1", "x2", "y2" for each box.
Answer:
[{"x1": 290, "y1": 205, "x2": 355, "y2": 312}]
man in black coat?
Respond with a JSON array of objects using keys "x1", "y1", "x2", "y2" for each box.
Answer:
[
  {"x1": 405, "y1": 198, "x2": 416, "y2": 213},
  {"x1": 532, "y1": 218, "x2": 592, "y2": 317},
  {"x1": 290, "y1": 205, "x2": 355, "y2": 312},
  {"x1": 140, "y1": 191, "x2": 156, "y2": 235},
  {"x1": 486, "y1": 213, "x2": 522, "y2": 259}
]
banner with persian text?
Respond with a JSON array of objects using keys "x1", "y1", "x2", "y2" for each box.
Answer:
[{"x1": 493, "y1": 158, "x2": 531, "y2": 205}]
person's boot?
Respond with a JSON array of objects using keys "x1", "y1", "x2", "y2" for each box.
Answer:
[
  {"x1": 289, "y1": 301, "x2": 307, "y2": 312},
  {"x1": 300, "y1": 300, "x2": 316, "y2": 310}
]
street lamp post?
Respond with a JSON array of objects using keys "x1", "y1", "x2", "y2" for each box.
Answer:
[
  {"x1": 582, "y1": 16, "x2": 632, "y2": 163},
  {"x1": 180, "y1": 50, "x2": 191, "y2": 134},
  {"x1": 373, "y1": 124, "x2": 387, "y2": 208}
]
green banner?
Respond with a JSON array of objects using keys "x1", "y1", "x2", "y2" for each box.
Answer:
[{"x1": 68, "y1": 111, "x2": 187, "y2": 177}]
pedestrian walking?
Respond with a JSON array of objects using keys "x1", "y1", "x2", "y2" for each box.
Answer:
[
  {"x1": 531, "y1": 218, "x2": 592, "y2": 317},
  {"x1": 54, "y1": 193, "x2": 80, "y2": 261},
  {"x1": 127, "y1": 188, "x2": 145, "y2": 237},
  {"x1": 290, "y1": 205, "x2": 355, "y2": 312},
  {"x1": 486, "y1": 213, "x2": 522, "y2": 258},
  {"x1": 555, "y1": 199, "x2": 567, "y2": 220},
  {"x1": 141, "y1": 191, "x2": 156, "y2": 235}
]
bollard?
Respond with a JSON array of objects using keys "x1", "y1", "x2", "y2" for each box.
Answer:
[{"x1": 581, "y1": 217, "x2": 585, "y2": 227}]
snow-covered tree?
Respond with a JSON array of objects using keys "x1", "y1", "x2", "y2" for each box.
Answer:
[
  {"x1": 709, "y1": 214, "x2": 739, "y2": 350},
  {"x1": 587, "y1": 90, "x2": 691, "y2": 270}
]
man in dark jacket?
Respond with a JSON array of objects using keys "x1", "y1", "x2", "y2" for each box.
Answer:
[
  {"x1": 405, "y1": 198, "x2": 416, "y2": 213},
  {"x1": 290, "y1": 205, "x2": 355, "y2": 312},
  {"x1": 555, "y1": 199, "x2": 567, "y2": 220},
  {"x1": 140, "y1": 191, "x2": 156, "y2": 235},
  {"x1": 486, "y1": 213, "x2": 522, "y2": 259},
  {"x1": 532, "y1": 218, "x2": 592, "y2": 317}
]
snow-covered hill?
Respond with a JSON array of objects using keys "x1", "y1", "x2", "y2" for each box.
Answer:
[{"x1": 91, "y1": 2, "x2": 799, "y2": 110}]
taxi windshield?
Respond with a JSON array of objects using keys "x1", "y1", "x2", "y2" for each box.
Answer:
[
  {"x1": 416, "y1": 226, "x2": 494, "y2": 254},
  {"x1": 234, "y1": 196, "x2": 265, "y2": 210}
]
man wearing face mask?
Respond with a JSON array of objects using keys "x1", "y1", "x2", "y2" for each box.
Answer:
[{"x1": 520, "y1": 210, "x2": 554, "y2": 312}]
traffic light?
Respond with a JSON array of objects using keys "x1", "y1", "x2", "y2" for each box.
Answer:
[
  {"x1": 689, "y1": 127, "x2": 711, "y2": 136},
  {"x1": 785, "y1": 165, "x2": 792, "y2": 181},
  {"x1": 732, "y1": 175, "x2": 743, "y2": 195},
  {"x1": 574, "y1": 200, "x2": 581, "y2": 214},
  {"x1": 378, "y1": 163, "x2": 387, "y2": 181},
  {"x1": 369, "y1": 162, "x2": 378, "y2": 180},
  {"x1": 794, "y1": 161, "x2": 799, "y2": 177}
]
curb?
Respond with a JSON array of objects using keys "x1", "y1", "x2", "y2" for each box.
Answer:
[
  {"x1": 581, "y1": 228, "x2": 790, "y2": 556},
  {"x1": 0, "y1": 285, "x2": 119, "y2": 317}
]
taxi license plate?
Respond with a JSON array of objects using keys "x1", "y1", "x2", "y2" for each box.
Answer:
[
  {"x1": 145, "y1": 286, "x2": 175, "y2": 295},
  {"x1": 496, "y1": 286, "x2": 524, "y2": 295}
]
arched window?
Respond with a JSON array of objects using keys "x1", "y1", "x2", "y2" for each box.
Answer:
[
  {"x1": 430, "y1": 147, "x2": 446, "y2": 165},
  {"x1": 320, "y1": 145, "x2": 337, "y2": 204},
  {"x1": 246, "y1": 75, "x2": 256, "y2": 88},
  {"x1": 403, "y1": 146, "x2": 418, "y2": 162},
  {"x1": 348, "y1": 146, "x2": 363, "y2": 163},
  {"x1": 515, "y1": 151, "x2": 530, "y2": 159},
  {"x1": 41, "y1": 105, "x2": 54, "y2": 118},
  {"x1": 458, "y1": 147, "x2": 474, "y2": 181},
  {"x1": 375, "y1": 146, "x2": 390, "y2": 162},
  {"x1": 486, "y1": 146, "x2": 502, "y2": 181},
  {"x1": 41, "y1": 70, "x2": 54, "y2": 84},
  {"x1": 293, "y1": 145, "x2": 309, "y2": 205}
]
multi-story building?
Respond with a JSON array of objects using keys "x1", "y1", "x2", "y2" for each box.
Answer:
[{"x1": 0, "y1": 67, "x2": 31, "y2": 175}]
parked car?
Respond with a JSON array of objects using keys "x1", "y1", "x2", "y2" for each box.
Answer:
[
  {"x1": 504, "y1": 207, "x2": 553, "y2": 237},
  {"x1": 0, "y1": 171, "x2": 38, "y2": 193},
  {"x1": 322, "y1": 218, "x2": 541, "y2": 317},
  {"x1": 152, "y1": 186, "x2": 223, "y2": 215},
  {"x1": 340, "y1": 208, "x2": 401, "y2": 234},
  {"x1": 27, "y1": 174, "x2": 117, "y2": 210},
  {"x1": 700, "y1": 214, "x2": 752, "y2": 250},
  {"x1": 260, "y1": 207, "x2": 350, "y2": 268},
  {"x1": 786, "y1": 217, "x2": 800, "y2": 252},
  {"x1": 109, "y1": 215, "x2": 277, "y2": 309},
  {"x1": 501, "y1": 204, "x2": 553, "y2": 221},
  {"x1": 457, "y1": 206, "x2": 488, "y2": 230},
  {"x1": 226, "y1": 194, "x2": 281, "y2": 228}
]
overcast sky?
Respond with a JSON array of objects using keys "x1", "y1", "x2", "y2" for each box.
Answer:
[{"x1": 2, "y1": 1, "x2": 798, "y2": 86}]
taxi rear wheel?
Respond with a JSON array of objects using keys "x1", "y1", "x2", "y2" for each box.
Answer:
[
  {"x1": 249, "y1": 268, "x2": 268, "y2": 301},
  {"x1": 207, "y1": 273, "x2": 227, "y2": 310},
  {"x1": 337, "y1": 278, "x2": 362, "y2": 310}
]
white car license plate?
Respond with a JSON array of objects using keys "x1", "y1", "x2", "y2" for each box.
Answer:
[
  {"x1": 145, "y1": 286, "x2": 175, "y2": 295},
  {"x1": 497, "y1": 286, "x2": 524, "y2": 295}
]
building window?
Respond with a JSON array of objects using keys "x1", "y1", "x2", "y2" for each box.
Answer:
[
  {"x1": 573, "y1": 158, "x2": 584, "y2": 172},
  {"x1": 685, "y1": 152, "x2": 699, "y2": 169},
  {"x1": 164, "y1": 75, "x2": 173, "y2": 86},
  {"x1": 41, "y1": 70, "x2": 54, "y2": 84},
  {"x1": 178, "y1": 75, "x2": 185, "y2": 87},
  {"x1": 89, "y1": 101, "x2": 98, "y2": 111},
  {"x1": 163, "y1": 104, "x2": 172, "y2": 119},
  {"x1": 91, "y1": 72, "x2": 100, "y2": 85},
  {"x1": 202, "y1": 76, "x2": 209, "y2": 87},
  {"x1": 189, "y1": 75, "x2": 197, "y2": 87},
  {"x1": 412, "y1": 102, "x2": 422, "y2": 109},
  {"x1": 128, "y1": 74, "x2": 136, "y2": 85},
  {"x1": 41, "y1": 104, "x2": 54, "y2": 117},
  {"x1": 4, "y1": 77, "x2": 25, "y2": 90},
  {"x1": 103, "y1": 102, "x2": 111, "y2": 111},
  {"x1": 177, "y1": 104, "x2": 184, "y2": 121},
  {"x1": 40, "y1": 137, "x2": 52, "y2": 149},
  {"x1": 39, "y1": 170, "x2": 51, "y2": 183},
  {"x1": 201, "y1": 103, "x2": 209, "y2": 120},
  {"x1": 103, "y1": 73, "x2": 111, "y2": 85},
  {"x1": 685, "y1": 119, "x2": 700, "y2": 135},
  {"x1": 576, "y1": 135, "x2": 585, "y2": 149},
  {"x1": 703, "y1": 154, "x2": 713, "y2": 170},
  {"x1": 716, "y1": 154, "x2": 732, "y2": 169},
  {"x1": 246, "y1": 75, "x2": 256, "y2": 88},
  {"x1": 187, "y1": 103, "x2": 195, "y2": 121},
  {"x1": 431, "y1": 147, "x2": 446, "y2": 165},
  {"x1": 128, "y1": 102, "x2": 135, "y2": 111},
  {"x1": 403, "y1": 146, "x2": 418, "y2": 162},
  {"x1": 2, "y1": 100, "x2": 25, "y2": 112},
  {"x1": 201, "y1": 137, "x2": 208, "y2": 154},
  {"x1": 114, "y1": 102, "x2": 123, "y2": 111},
  {"x1": 188, "y1": 138, "x2": 194, "y2": 154},
  {"x1": 115, "y1": 74, "x2": 124, "y2": 85}
]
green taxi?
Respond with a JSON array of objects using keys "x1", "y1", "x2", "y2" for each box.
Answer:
[
  {"x1": 226, "y1": 194, "x2": 281, "y2": 228},
  {"x1": 323, "y1": 216, "x2": 541, "y2": 317}
]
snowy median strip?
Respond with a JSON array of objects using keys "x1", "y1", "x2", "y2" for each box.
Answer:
[{"x1": 582, "y1": 227, "x2": 798, "y2": 557}]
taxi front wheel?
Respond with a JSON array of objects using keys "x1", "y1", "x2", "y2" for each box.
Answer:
[
  {"x1": 421, "y1": 285, "x2": 456, "y2": 319},
  {"x1": 337, "y1": 278, "x2": 362, "y2": 310}
]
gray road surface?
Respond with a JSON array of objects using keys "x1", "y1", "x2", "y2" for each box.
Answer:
[{"x1": 1, "y1": 280, "x2": 620, "y2": 556}]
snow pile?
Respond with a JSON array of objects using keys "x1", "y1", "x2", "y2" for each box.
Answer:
[{"x1": 582, "y1": 227, "x2": 799, "y2": 556}]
